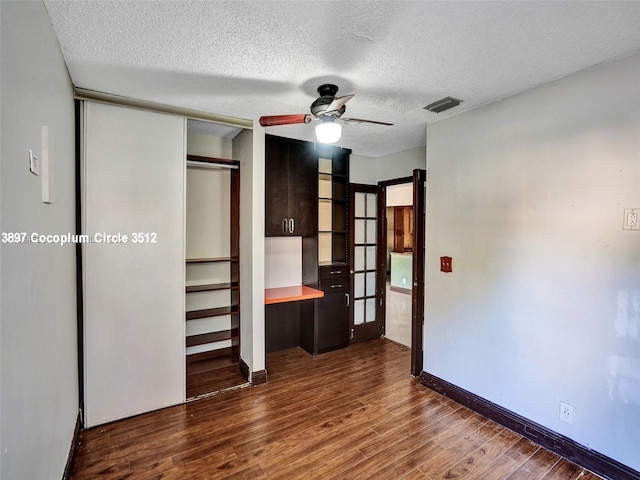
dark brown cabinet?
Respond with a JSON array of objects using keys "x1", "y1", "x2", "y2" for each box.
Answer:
[
  {"x1": 265, "y1": 135, "x2": 317, "y2": 237},
  {"x1": 265, "y1": 136, "x2": 352, "y2": 356},
  {"x1": 299, "y1": 266, "x2": 350, "y2": 355},
  {"x1": 316, "y1": 266, "x2": 350, "y2": 353},
  {"x1": 314, "y1": 146, "x2": 351, "y2": 353}
]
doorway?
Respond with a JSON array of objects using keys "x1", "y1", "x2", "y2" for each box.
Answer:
[
  {"x1": 377, "y1": 169, "x2": 425, "y2": 376},
  {"x1": 384, "y1": 183, "x2": 414, "y2": 348}
]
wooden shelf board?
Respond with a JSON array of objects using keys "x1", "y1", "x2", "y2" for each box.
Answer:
[
  {"x1": 186, "y1": 347, "x2": 238, "y2": 365},
  {"x1": 186, "y1": 154, "x2": 239, "y2": 166},
  {"x1": 186, "y1": 329, "x2": 239, "y2": 347},
  {"x1": 186, "y1": 306, "x2": 239, "y2": 320},
  {"x1": 186, "y1": 282, "x2": 239, "y2": 293},
  {"x1": 186, "y1": 257, "x2": 239, "y2": 264}
]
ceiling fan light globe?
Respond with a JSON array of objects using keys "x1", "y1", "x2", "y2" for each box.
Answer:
[{"x1": 315, "y1": 122, "x2": 342, "y2": 143}]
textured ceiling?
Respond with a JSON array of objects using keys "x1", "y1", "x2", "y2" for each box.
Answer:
[{"x1": 44, "y1": 1, "x2": 640, "y2": 157}]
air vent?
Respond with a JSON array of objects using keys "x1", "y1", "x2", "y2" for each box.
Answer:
[{"x1": 424, "y1": 97, "x2": 462, "y2": 113}]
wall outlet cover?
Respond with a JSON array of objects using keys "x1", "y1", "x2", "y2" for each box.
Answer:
[
  {"x1": 440, "y1": 256, "x2": 452, "y2": 273},
  {"x1": 623, "y1": 208, "x2": 640, "y2": 230},
  {"x1": 560, "y1": 401, "x2": 575, "y2": 424}
]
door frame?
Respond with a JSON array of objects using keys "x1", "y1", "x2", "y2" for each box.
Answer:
[{"x1": 378, "y1": 169, "x2": 426, "y2": 376}]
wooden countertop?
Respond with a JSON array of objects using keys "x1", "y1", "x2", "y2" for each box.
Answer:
[{"x1": 264, "y1": 285, "x2": 324, "y2": 305}]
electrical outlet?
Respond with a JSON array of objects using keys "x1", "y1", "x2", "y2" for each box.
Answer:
[
  {"x1": 560, "y1": 401, "x2": 574, "y2": 424},
  {"x1": 623, "y1": 208, "x2": 640, "y2": 230}
]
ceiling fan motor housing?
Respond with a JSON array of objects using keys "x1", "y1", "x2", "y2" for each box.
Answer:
[{"x1": 310, "y1": 84, "x2": 345, "y2": 118}]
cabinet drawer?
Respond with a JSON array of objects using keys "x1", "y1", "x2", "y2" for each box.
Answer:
[
  {"x1": 319, "y1": 277, "x2": 349, "y2": 293},
  {"x1": 318, "y1": 265, "x2": 349, "y2": 280}
]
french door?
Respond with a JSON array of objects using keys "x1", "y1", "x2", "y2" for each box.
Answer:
[{"x1": 349, "y1": 184, "x2": 384, "y2": 343}]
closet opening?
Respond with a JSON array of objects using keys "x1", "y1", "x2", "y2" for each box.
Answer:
[{"x1": 185, "y1": 120, "x2": 247, "y2": 399}]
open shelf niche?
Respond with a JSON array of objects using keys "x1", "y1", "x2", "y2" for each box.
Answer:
[
  {"x1": 185, "y1": 134, "x2": 243, "y2": 398},
  {"x1": 317, "y1": 149, "x2": 349, "y2": 266}
]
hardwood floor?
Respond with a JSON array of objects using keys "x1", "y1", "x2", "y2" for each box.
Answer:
[
  {"x1": 186, "y1": 360, "x2": 249, "y2": 399},
  {"x1": 71, "y1": 339, "x2": 603, "y2": 480}
]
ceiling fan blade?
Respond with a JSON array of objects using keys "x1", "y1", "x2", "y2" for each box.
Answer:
[
  {"x1": 340, "y1": 117, "x2": 394, "y2": 126},
  {"x1": 259, "y1": 114, "x2": 313, "y2": 127},
  {"x1": 325, "y1": 94, "x2": 354, "y2": 113}
]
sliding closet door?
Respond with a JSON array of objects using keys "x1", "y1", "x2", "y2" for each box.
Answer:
[{"x1": 83, "y1": 102, "x2": 185, "y2": 427}]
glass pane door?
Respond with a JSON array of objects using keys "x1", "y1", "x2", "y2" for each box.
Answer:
[{"x1": 350, "y1": 185, "x2": 383, "y2": 343}]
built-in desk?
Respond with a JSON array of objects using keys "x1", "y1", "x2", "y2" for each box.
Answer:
[
  {"x1": 265, "y1": 285, "x2": 324, "y2": 305},
  {"x1": 264, "y1": 285, "x2": 324, "y2": 354}
]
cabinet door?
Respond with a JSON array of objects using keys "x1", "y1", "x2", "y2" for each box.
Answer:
[
  {"x1": 265, "y1": 135, "x2": 318, "y2": 237},
  {"x1": 83, "y1": 102, "x2": 185, "y2": 427},
  {"x1": 317, "y1": 271, "x2": 349, "y2": 353},
  {"x1": 287, "y1": 141, "x2": 318, "y2": 236},
  {"x1": 264, "y1": 136, "x2": 290, "y2": 236},
  {"x1": 316, "y1": 287, "x2": 349, "y2": 353}
]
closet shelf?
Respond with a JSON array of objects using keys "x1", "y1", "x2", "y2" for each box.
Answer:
[
  {"x1": 186, "y1": 154, "x2": 239, "y2": 166},
  {"x1": 186, "y1": 306, "x2": 239, "y2": 321},
  {"x1": 186, "y1": 257, "x2": 239, "y2": 264},
  {"x1": 186, "y1": 328, "x2": 239, "y2": 347},
  {"x1": 186, "y1": 282, "x2": 239, "y2": 293}
]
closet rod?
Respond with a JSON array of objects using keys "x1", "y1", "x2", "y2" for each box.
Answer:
[{"x1": 186, "y1": 160, "x2": 238, "y2": 170}]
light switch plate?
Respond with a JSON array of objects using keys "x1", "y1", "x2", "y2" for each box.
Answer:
[{"x1": 29, "y1": 149, "x2": 39, "y2": 176}]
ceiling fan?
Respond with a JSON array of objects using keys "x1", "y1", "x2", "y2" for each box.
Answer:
[{"x1": 259, "y1": 84, "x2": 393, "y2": 143}]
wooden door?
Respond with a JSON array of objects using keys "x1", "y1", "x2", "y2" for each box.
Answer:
[
  {"x1": 411, "y1": 169, "x2": 426, "y2": 376},
  {"x1": 349, "y1": 184, "x2": 383, "y2": 343}
]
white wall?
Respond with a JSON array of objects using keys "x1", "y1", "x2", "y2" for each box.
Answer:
[
  {"x1": 387, "y1": 183, "x2": 413, "y2": 207},
  {"x1": 425, "y1": 52, "x2": 640, "y2": 471},
  {"x1": 351, "y1": 145, "x2": 426, "y2": 185},
  {"x1": 350, "y1": 154, "x2": 379, "y2": 185},
  {"x1": 185, "y1": 168, "x2": 231, "y2": 259},
  {"x1": 377, "y1": 145, "x2": 425, "y2": 183},
  {"x1": 1, "y1": 1, "x2": 78, "y2": 478},
  {"x1": 187, "y1": 131, "x2": 232, "y2": 158}
]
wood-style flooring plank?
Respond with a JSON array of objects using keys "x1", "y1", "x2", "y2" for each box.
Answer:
[
  {"x1": 465, "y1": 453, "x2": 523, "y2": 480},
  {"x1": 432, "y1": 428, "x2": 522, "y2": 480},
  {"x1": 540, "y1": 458, "x2": 583, "y2": 480},
  {"x1": 504, "y1": 448, "x2": 561, "y2": 480},
  {"x1": 71, "y1": 339, "x2": 604, "y2": 480},
  {"x1": 417, "y1": 419, "x2": 505, "y2": 478}
]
